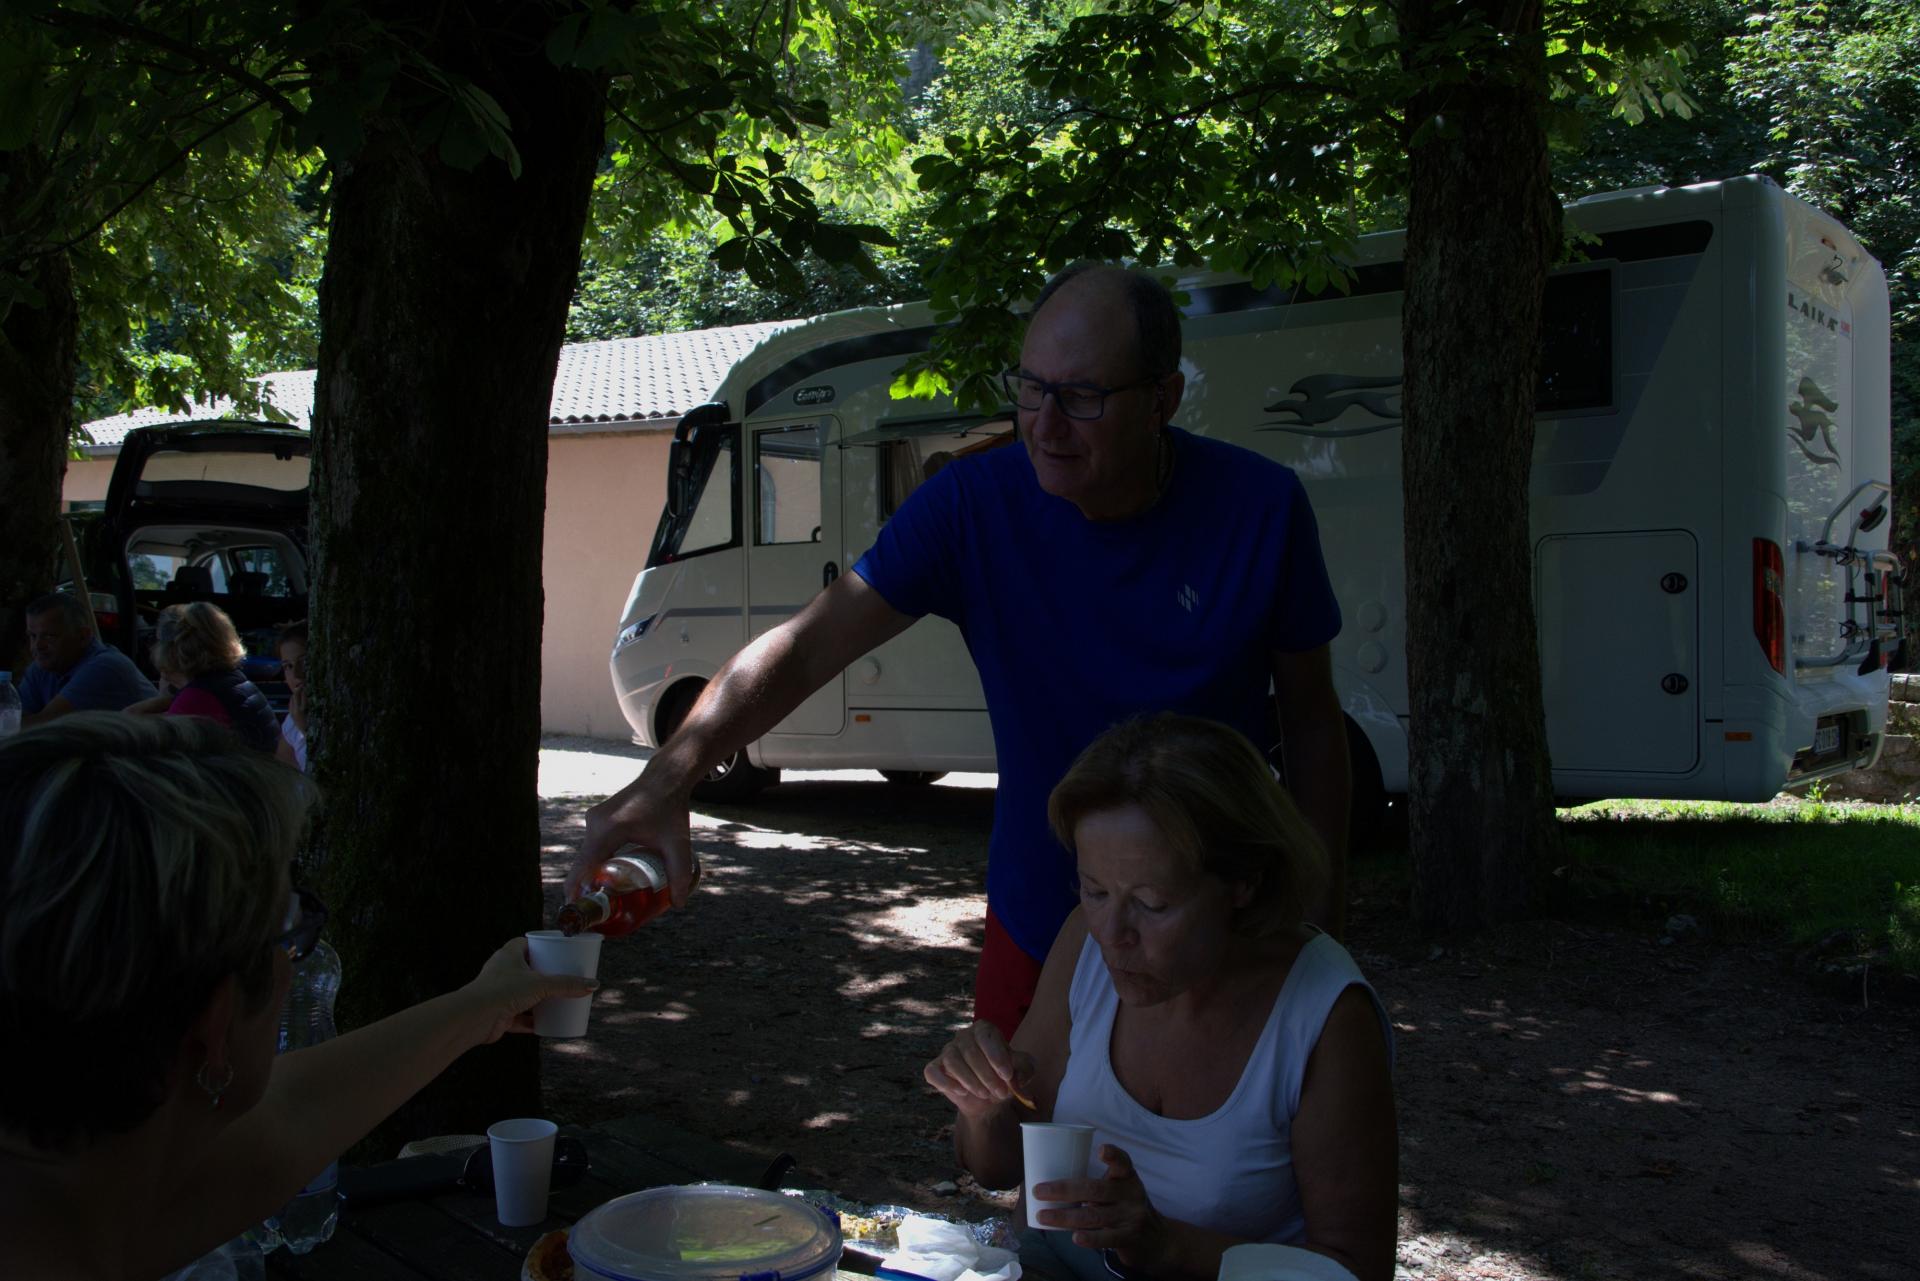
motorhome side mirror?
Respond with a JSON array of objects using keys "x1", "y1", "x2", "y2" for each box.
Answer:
[{"x1": 666, "y1": 438, "x2": 690, "y2": 518}]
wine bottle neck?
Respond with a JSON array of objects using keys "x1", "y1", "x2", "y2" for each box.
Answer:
[{"x1": 558, "y1": 890, "x2": 610, "y2": 935}]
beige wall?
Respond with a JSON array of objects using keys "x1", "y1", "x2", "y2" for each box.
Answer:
[
  {"x1": 59, "y1": 431, "x2": 670, "y2": 742},
  {"x1": 542, "y1": 430, "x2": 672, "y2": 739},
  {"x1": 64, "y1": 457, "x2": 113, "y2": 506}
]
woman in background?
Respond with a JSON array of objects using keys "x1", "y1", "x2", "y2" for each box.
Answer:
[{"x1": 129, "y1": 601, "x2": 278, "y2": 754}]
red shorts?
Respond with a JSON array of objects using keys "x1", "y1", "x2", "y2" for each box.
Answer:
[{"x1": 973, "y1": 908, "x2": 1044, "y2": 1040}]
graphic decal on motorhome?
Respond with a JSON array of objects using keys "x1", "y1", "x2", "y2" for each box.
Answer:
[
  {"x1": 793, "y1": 385, "x2": 835, "y2": 406},
  {"x1": 1787, "y1": 290, "x2": 1851, "y2": 337},
  {"x1": 1259, "y1": 373, "x2": 1403, "y2": 437},
  {"x1": 1788, "y1": 375, "x2": 1843, "y2": 468}
]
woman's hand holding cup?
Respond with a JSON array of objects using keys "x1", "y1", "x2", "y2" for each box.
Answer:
[
  {"x1": 462, "y1": 939, "x2": 599, "y2": 1045},
  {"x1": 923, "y1": 1020, "x2": 1036, "y2": 1117}
]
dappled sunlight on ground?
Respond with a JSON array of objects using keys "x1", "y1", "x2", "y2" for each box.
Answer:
[{"x1": 532, "y1": 742, "x2": 1920, "y2": 1280}]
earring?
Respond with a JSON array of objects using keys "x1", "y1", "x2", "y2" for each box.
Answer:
[{"x1": 196, "y1": 1060, "x2": 236, "y2": 1111}]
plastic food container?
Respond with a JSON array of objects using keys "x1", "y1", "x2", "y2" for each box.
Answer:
[{"x1": 569, "y1": 1184, "x2": 843, "y2": 1281}]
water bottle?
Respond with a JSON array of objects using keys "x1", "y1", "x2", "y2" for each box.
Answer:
[
  {"x1": 160, "y1": 1234, "x2": 266, "y2": 1281},
  {"x1": 263, "y1": 938, "x2": 343, "y2": 1253},
  {"x1": 0, "y1": 671, "x2": 20, "y2": 738}
]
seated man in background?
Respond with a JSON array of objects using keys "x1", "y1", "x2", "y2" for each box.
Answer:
[{"x1": 19, "y1": 591, "x2": 158, "y2": 728}]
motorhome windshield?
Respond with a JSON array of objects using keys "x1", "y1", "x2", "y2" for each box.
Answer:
[{"x1": 647, "y1": 424, "x2": 739, "y2": 567}]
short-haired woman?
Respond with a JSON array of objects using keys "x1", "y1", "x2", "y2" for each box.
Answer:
[
  {"x1": 131, "y1": 601, "x2": 278, "y2": 754},
  {"x1": 0, "y1": 714, "x2": 593, "y2": 1280},
  {"x1": 924, "y1": 714, "x2": 1397, "y2": 1281}
]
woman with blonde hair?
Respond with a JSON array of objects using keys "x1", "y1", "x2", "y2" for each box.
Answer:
[
  {"x1": 0, "y1": 714, "x2": 593, "y2": 1280},
  {"x1": 133, "y1": 601, "x2": 278, "y2": 753},
  {"x1": 924, "y1": 714, "x2": 1397, "y2": 1281}
]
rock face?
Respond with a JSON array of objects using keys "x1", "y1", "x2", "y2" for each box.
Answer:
[{"x1": 1821, "y1": 672, "x2": 1920, "y2": 803}]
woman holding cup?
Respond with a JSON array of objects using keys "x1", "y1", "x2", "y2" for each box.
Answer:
[
  {"x1": 0, "y1": 714, "x2": 595, "y2": 1280},
  {"x1": 922, "y1": 715, "x2": 1397, "y2": 1281}
]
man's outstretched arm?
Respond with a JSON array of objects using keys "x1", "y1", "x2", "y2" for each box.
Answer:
[{"x1": 569, "y1": 571, "x2": 916, "y2": 902}]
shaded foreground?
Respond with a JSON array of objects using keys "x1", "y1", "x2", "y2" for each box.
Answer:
[{"x1": 536, "y1": 776, "x2": 1919, "y2": 1281}]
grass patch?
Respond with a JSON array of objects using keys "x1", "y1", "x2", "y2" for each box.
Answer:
[
  {"x1": 1353, "y1": 795, "x2": 1920, "y2": 975},
  {"x1": 1555, "y1": 794, "x2": 1920, "y2": 967}
]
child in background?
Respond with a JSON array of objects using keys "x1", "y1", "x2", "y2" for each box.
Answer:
[{"x1": 274, "y1": 621, "x2": 309, "y2": 772}]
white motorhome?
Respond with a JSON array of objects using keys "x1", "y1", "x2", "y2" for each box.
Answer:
[{"x1": 609, "y1": 176, "x2": 1902, "y2": 824}]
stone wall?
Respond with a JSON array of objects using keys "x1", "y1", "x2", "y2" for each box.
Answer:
[{"x1": 1821, "y1": 671, "x2": 1920, "y2": 803}]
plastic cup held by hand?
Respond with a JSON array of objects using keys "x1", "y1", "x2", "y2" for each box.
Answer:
[
  {"x1": 488, "y1": 1118, "x2": 559, "y2": 1228},
  {"x1": 1021, "y1": 1121, "x2": 1094, "y2": 1229},
  {"x1": 525, "y1": 930, "x2": 602, "y2": 1038}
]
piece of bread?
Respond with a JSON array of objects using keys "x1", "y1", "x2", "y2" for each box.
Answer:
[{"x1": 521, "y1": 1228, "x2": 574, "y2": 1281}]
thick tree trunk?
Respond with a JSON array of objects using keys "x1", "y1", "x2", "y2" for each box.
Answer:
[
  {"x1": 1399, "y1": 0, "x2": 1562, "y2": 928},
  {"x1": 0, "y1": 152, "x2": 77, "y2": 670},
  {"x1": 309, "y1": 11, "x2": 605, "y2": 1143}
]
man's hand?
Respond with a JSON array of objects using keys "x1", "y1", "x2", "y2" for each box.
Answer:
[
  {"x1": 571, "y1": 776, "x2": 696, "y2": 905},
  {"x1": 566, "y1": 573, "x2": 915, "y2": 908},
  {"x1": 288, "y1": 682, "x2": 308, "y2": 734},
  {"x1": 1033, "y1": 1145, "x2": 1178, "y2": 1273}
]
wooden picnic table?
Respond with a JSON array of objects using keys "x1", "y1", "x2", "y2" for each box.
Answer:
[{"x1": 267, "y1": 1113, "x2": 879, "y2": 1281}]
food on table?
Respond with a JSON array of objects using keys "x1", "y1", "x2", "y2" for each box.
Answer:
[{"x1": 521, "y1": 1227, "x2": 573, "y2": 1281}]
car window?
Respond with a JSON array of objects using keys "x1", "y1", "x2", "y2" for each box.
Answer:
[
  {"x1": 130, "y1": 552, "x2": 187, "y2": 591},
  {"x1": 138, "y1": 447, "x2": 309, "y2": 493},
  {"x1": 227, "y1": 546, "x2": 292, "y2": 596}
]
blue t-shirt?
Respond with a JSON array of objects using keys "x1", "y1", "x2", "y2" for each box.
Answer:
[
  {"x1": 852, "y1": 428, "x2": 1341, "y2": 961},
  {"x1": 20, "y1": 638, "x2": 158, "y2": 714}
]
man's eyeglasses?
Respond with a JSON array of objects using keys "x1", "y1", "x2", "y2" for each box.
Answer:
[
  {"x1": 1001, "y1": 370, "x2": 1158, "y2": 421},
  {"x1": 271, "y1": 887, "x2": 327, "y2": 963}
]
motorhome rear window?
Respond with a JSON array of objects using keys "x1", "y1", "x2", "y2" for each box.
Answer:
[
  {"x1": 1537, "y1": 268, "x2": 1613, "y2": 414},
  {"x1": 860, "y1": 417, "x2": 1015, "y2": 520}
]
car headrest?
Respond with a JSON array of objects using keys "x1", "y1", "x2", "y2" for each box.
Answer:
[{"x1": 170, "y1": 565, "x2": 214, "y2": 594}]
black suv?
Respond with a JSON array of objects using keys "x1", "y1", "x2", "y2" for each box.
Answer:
[{"x1": 62, "y1": 421, "x2": 310, "y2": 705}]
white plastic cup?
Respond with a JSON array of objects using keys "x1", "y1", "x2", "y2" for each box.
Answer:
[
  {"x1": 525, "y1": 930, "x2": 602, "y2": 1038},
  {"x1": 487, "y1": 1118, "x2": 559, "y2": 1227},
  {"x1": 1020, "y1": 1121, "x2": 1095, "y2": 1229}
]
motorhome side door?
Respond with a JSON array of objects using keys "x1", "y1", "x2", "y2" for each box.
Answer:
[{"x1": 746, "y1": 419, "x2": 845, "y2": 735}]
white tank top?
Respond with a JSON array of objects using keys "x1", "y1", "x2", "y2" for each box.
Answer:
[{"x1": 1050, "y1": 930, "x2": 1390, "y2": 1247}]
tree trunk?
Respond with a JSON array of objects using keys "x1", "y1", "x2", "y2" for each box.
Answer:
[
  {"x1": 1399, "y1": 0, "x2": 1562, "y2": 928},
  {"x1": 309, "y1": 11, "x2": 606, "y2": 1144},
  {"x1": 0, "y1": 149, "x2": 77, "y2": 670}
]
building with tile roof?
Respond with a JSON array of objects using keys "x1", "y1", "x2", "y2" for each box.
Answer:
[{"x1": 77, "y1": 321, "x2": 790, "y2": 451}]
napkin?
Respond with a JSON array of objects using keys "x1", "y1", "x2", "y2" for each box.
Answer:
[{"x1": 879, "y1": 1214, "x2": 1022, "y2": 1281}]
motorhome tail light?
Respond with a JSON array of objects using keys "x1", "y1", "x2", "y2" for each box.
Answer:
[{"x1": 1753, "y1": 538, "x2": 1786, "y2": 674}]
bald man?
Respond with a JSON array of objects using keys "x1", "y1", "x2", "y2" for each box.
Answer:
[{"x1": 572, "y1": 265, "x2": 1349, "y2": 1036}]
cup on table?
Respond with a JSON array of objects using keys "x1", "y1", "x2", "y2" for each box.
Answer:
[
  {"x1": 1020, "y1": 1121, "x2": 1095, "y2": 1229},
  {"x1": 525, "y1": 930, "x2": 602, "y2": 1038},
  {"x1": 488, "y1": 1118, "x2": 559, "y2": 1227}
]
